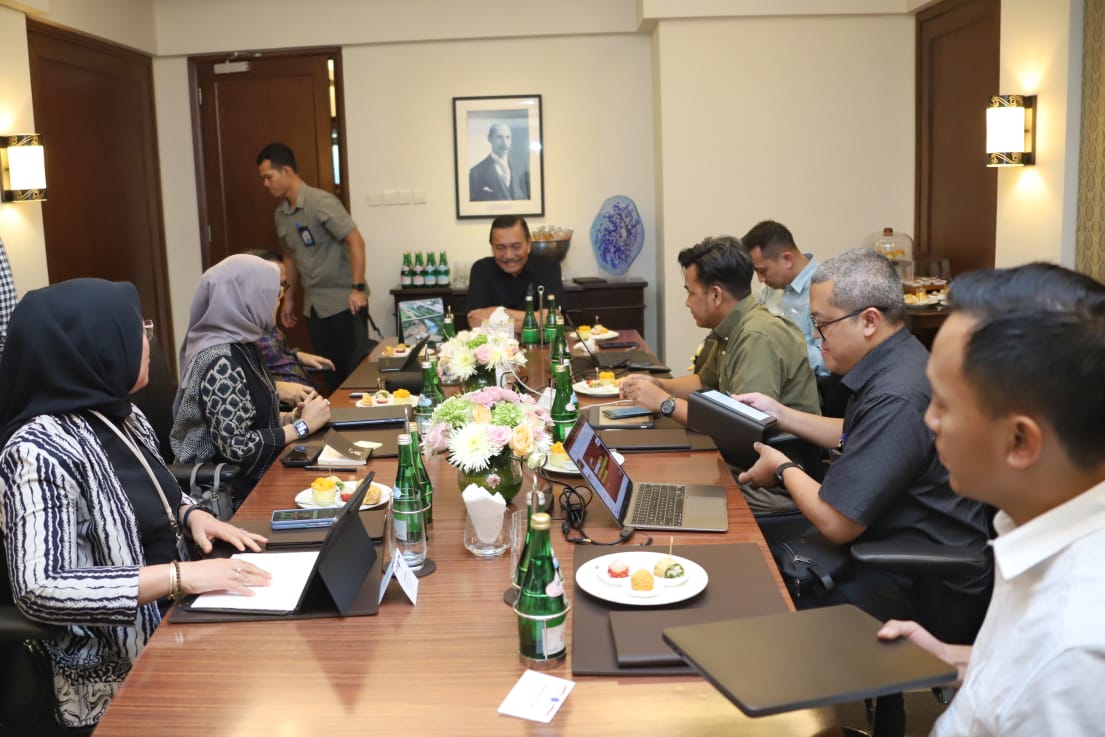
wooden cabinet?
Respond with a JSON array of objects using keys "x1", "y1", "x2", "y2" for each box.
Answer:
[{"x1": 389, "y1": 277, "x2": 648, "y2": 336}]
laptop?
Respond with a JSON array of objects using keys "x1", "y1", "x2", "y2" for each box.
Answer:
[
  {"x1": 563, "y1": 417, "x2": 728, "y2": 532},
  {"x1": 563, "y1": 319, "x2": 664, "y2": 372},
  {"x1": 329, "y1": 404, "x2": 409, "y2": 428},
  {"x1": 686, "y1": 389, "x2": 777, "y2": 469},
  {"x1": 661, "y1": 605, "x2": 957, "y2": 717},
  {"x1": 378, "y1": 335, "x2": 430, "y2": 373}
]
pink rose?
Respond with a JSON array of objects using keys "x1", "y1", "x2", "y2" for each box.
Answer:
[{"x1": 474, "y1": 344, "x2": 493, "y2": 364}]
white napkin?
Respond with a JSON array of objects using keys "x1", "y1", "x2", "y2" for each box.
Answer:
[
  {"x1": 461, "y1": 484, "x2": 507, "y2": 543},
  {"x1": 571, "y1": 338, "x2": 598, "y2": 355}
]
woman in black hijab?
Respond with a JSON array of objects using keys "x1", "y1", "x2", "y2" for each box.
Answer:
[{"x1": 0, "y1": 279, "x2": 271, "y2": 731}]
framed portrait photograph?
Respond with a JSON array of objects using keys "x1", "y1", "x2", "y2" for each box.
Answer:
[{"x1": 453, "y1": 94, "x2": 544, "y2": 219}]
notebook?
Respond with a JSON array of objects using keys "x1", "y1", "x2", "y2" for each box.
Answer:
[
  {"x1": 661, "y1": 605, "x2": 958, "y2": 717},
  {"x1": 378, "y1": 336, "x2": 430, "y2": 373},
  {"x1": 563, "y1": 417, "x2": 728, "y2": 532},
  {"x1": 686, "y1": 389, "x2": 777, "y2": 469},
  {"x1": 186, "y1": 473, "x2": 380, "y2": 616}
]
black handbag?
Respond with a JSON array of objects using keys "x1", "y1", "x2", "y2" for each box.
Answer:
[{"x1": 770, "y1": 533, "x2": 851, "y2": 600}]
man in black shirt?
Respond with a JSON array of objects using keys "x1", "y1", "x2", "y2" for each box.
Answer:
[
  {"x1": 466, "y1": 215, "x2": 563, "y2": 332},
  {"x1": 735, "y1": 248, "x2": 992, "y2": 627}
]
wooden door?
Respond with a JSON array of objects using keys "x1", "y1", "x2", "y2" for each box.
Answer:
[
  {"x1": 27, "y1": 22, "x2": 174, "y2": 365},
  {"x1": 915, "y1": 0, "x2": 1001, "y2": 275},
  {"x1": 192, "y1": 50, "x2": 345, "y2": 351}
]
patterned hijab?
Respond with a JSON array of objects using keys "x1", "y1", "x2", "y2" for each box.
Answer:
[
  {"x1": 0, "y1": 279, "x2": 144, "y2": 446},
  {"x1": 173, "y1": 254, "x2": 281, "y2": 414}
]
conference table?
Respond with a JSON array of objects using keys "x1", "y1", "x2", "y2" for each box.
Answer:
[{"x1": 93, "y1": 333, "x2": 842, "y2": 737}]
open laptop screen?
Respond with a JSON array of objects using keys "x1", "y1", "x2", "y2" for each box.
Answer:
[{"x1": 565, "y1": 418, "x2": 632, "y2": 522}]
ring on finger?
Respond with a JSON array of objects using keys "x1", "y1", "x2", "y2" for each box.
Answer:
[{"x1": 234, "y1": 567, "x2": 242, "y2": 581}]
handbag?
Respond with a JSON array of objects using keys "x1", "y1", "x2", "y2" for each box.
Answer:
[
  {"x1": 186, "y1": 462, "x2": 235, "y2": 522},
  {"x1": 770, "y1": 533, "x2": 851, "y2": 600}
]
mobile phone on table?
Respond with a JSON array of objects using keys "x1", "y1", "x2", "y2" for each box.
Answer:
[
  {"x1": 270, "y1": 507, "x2": 342, "y2": 530},
  {"x1": 279, "y1": 443, "x2": 322, "y2": 467},
  {"x1": 600, "y1": 340, "x2": 639, "y2": 350},
  {"x1": 602, "y1": 406, "x2": 655, "y2": 420}
]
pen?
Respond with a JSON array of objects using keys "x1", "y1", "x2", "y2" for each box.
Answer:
[{"x1": 349, "y1": 392, "x2": 367, "y2": 398}]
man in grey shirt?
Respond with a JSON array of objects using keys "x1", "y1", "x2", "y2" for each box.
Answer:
[{"x1": 257, "y1": 143, "x2": 372, "y2": 389}]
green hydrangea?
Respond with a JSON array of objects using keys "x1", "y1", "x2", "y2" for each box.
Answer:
[
  {"x1": 433, "y1": 396, "x2": 475, "y2": 426},
  {"x1": 490, "y1": 402, "x2": 524, "y2": 427}
]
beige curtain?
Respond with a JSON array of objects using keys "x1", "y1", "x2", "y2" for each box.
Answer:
[{"x1": 1077, "y1": 0, "x2": 1105, "y2": 280}]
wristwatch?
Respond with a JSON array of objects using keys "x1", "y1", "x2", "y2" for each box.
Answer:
[
  {"x1": 351, "y1": 283, "x2": 366, "y2": 291},
  {"x1": 659, "y1": 396, "x2": 677, "y2": 418},
  {"x1": 293, "y1": 419, "x2": 310, "y2": 439},
  {"x1": 774, "y1": 461, "x2": 804, "y2": 486}
]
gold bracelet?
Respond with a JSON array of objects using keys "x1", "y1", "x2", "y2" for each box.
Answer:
[
  {"x1": 167, "y1": 562, "x2": 177, "y2": 600},
  {"x1": 170, "y1": 560, "x2": 182, "y2": 600}
]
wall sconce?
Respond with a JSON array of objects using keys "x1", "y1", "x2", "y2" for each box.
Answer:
[
  {"x1": 0, "y1": 133, "x2": 47, "y2": 202},
  {"x1": 986, "y1": 95, "x2": 1035, "y2": 167}
]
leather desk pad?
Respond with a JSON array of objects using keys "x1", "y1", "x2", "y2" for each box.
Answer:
[{"x1": 570, "y1": 543, "x2": 789, "y2": 676}]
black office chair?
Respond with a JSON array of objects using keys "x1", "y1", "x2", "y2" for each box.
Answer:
[{"x1": 845, "y1": 536, "x2": 994, "y2": 737}]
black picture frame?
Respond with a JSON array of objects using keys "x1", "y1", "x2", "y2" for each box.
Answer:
[{"x1": 452, "y1": 94, "x2": 544, "y2": 219}]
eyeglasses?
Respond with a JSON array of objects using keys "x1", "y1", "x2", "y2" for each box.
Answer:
[
  {"x1": 811, "y1": 306, "x2": 885, "y2": 342},
  {"x1": 143, "y1": 319, "x2": 155, "y2": 341},
  {"x1": 280, "y1": 281, "x2": 291, "y2": 291}
]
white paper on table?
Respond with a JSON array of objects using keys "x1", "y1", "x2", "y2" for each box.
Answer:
[
  {"x1": 188, "y1": 551, "x2": 319, "y2": 613},
  {"x1": 461, "y1": 484, "x2": 507, "y2": 543},
  {"x1": 498, "y1": 669, "x2": 575, "y2": 723}
]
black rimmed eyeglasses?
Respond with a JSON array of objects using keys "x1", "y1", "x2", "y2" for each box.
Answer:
[{"x1": 811, "y1": 306, "x2": 888, "y2": 342}]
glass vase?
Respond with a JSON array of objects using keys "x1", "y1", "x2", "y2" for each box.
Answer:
[
  {"x1": 464, "y1": 365, "x2": 497, "y2": 392},
  {"x1": 456, "y1": 451, "x2": 525, "y2": 503}
]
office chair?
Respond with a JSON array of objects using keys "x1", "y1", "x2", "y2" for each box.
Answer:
[{"x1": 846, "y1": 535, "x2": 994, "y2": 737}]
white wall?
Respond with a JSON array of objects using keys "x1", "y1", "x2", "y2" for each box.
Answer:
[
  {"x1": 653, "y1": 14, "x2": 915, "y2": 370},
  {"x1": 0, "y1": 5, "x2": 48, "y2": 296},
  {"x1": 993, "y1": 0, "x2": 1084, "y2": 268},
  {"x1": 0, "y1": 0, "x2": 157, "y2": 53}
]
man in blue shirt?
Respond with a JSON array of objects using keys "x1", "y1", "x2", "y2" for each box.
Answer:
[{"x1": 741, "y1": 220, "x2": 827, "y2": 378}]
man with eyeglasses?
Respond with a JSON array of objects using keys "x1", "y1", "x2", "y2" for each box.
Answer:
[
  {"x1": 467, "y1": 215, "x2": 563, "y2": 332},
  {"x1": 735, "y1": 248, "x2": 992, "y2": 640}
]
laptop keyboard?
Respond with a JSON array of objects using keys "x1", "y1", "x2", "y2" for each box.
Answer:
[
  {"x1": 629, "y1": 483, "x2": 686, "y2": 527},
  {"x1": 592, "y1": 351, "x2": 633, "y2": 367}
]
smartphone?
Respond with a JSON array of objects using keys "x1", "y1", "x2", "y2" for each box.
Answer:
[
  {"x1": 600, "y1": 340, "x2": 639, "y2": 350},
  {"x1": 279, "y1": 443, "x2": 321, "y2": 467},
  {"x1": 602, "y1": 406, "x2": 655, "y2": 420},
  {"x1": 270, "y1": 507, "x2": 342, "y2": 530}
]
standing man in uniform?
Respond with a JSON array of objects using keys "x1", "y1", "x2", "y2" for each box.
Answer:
[{"x1": 257, "y1": 142, "x2": 373, "y2": 390}]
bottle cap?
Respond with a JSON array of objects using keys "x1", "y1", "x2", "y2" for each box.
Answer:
[{"x1": 531, "y1": 512, "x2": 552, "y2": 531}]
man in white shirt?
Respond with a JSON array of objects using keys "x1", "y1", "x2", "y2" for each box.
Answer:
[{"x1": 878, "y1": 262, "x2": 1105, "y2": 736}]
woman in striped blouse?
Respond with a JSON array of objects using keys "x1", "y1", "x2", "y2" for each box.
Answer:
[{"x1": 0, "y1": 279, "x2": 272, "y2": 731}]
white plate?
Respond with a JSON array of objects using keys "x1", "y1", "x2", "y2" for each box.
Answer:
[
  {"x1": 591, "y1": 329, "x2": 620, "y2": 342},
  {"x1": 575, "y1": 552, "x2": 708, "y2": 606},
  {"x1": 572, "y1": 380, "x2": 621, "y2": 397},
  {"x1": 545, "y1": 450, "x2": 624, "y2": 476},
  {"x1": 383, "y1": 347, "x2": 412, "y2": 358},
  {"x1": 294, "y1": 482, "x2": 391, "y2": 510},
  {"x1": 356, "y1": 394, "x2": 418, "y2": 407}
]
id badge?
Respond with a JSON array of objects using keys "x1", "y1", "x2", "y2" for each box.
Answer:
[{"x1": 296, "y1": 222, "x2": 316, "y2": 247}]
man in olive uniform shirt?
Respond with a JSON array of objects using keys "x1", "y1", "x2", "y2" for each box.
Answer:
[
  {"x1": 257, "y1": 142, "x2": 372, "y2": 390},
  {"x1": 621, "y1": 236, "x2": 819, "y2": 511}
]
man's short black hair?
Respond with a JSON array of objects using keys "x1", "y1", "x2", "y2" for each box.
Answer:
[
  {"x1": 256, "y1": 143, "x2": 297, "y2": 172},
  {"x1": 489, "y1": 215, "x2": 530, "y2": 243},
  {"x1": 740, "y1": 220, "x2": 798, "y2": 259},
  {"x1": 677, "y1": 235, "x2": 752, "y2": 300},
  {"x1": 949, "y1": 263, "x2": 1105, "y2": 469}
]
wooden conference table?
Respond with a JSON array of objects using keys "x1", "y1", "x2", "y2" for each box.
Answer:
[{"x1": 93, "y1": 334, "x2": 842, "y2": 737}]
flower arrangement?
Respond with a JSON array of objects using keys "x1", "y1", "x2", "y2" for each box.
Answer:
[
  {"x1": 423, "y1": 386, "x2": 552, "y2": 473},
  {"x1": 437, "y1": 326, "x2": 526, "y2": 382}
]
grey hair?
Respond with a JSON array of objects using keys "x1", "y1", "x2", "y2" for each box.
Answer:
[{"x1": 811, "y1": 248, "x2": 905, "y2": 324}]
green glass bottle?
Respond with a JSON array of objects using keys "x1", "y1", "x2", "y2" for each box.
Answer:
[
  {"x1": 543, "y1": 294, "x2": 558, "y2": 343},
  {"x1": 438, "y1": 251, "x2": 450, "y2": 286},
  {"x1": 520, "y1": 294, "x2": 539, "y2": 347},
  {"x1": 550, "y1": 362, "x2": 578, "y2": 443},
  {"x1": 407, "y1": 423, "x2": 434, "y2": 526},
  {"x1": 413, "y1": 251, "x2": 426, "y2": 287},
  {"x1": 400, "y1": 252, "x2": 413, "y2": 288},
  {"x1": 514, "y1": 512, "x2": 568, "y2": 669},
  {"x1": 442, "y1": 306, "x2": 456, "y2": 339},
  {"x1": 392, "y1": 434, "x2": 427, "y2": 569},
  {"x1": 415, "y1": 358, "x2": 446, "y2": 435},
  {"x1": 425, "y1": 251, "x2": 438, "y2": 287}
]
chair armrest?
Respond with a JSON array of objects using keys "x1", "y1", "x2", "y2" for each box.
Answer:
[
  {"x1": 168, "y1": 463, "x2": 241, "y2": 488},
  {"x1": 0, "y1": 608, "x2": 59, "y2": 643},
  {"x1": 851, "y1": 541, "x2": 990, "y2": 576}
]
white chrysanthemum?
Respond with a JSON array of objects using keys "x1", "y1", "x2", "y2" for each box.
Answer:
[
  {"x1": 450, "y1": 349, "x2": 478, "y2": 379},
  {"x1": 448, "y1": 422, "x2": 495, "y2": 472}
]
